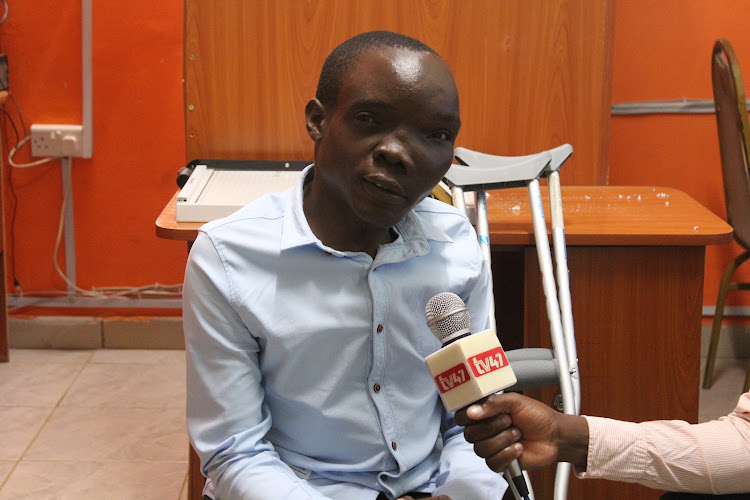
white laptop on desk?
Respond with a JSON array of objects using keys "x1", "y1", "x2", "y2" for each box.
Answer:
[{"x1": 176, "y1": 160, "x2": 309, "y2": 222}]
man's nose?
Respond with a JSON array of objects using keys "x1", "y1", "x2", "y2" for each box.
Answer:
[{"x1": 374, "y1": 131, "x2": 413, "y2": 169}]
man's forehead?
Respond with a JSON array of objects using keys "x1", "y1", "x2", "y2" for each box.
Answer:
[
  {"x1": 354, "y1": 46, "x2": 443, "y2": 78},
  {"x1": 389, "y1": 50, "x2": 428, "y2": 85},
  {"x1": 342, "y1": 47, "x2": 458, "y2": 108}
]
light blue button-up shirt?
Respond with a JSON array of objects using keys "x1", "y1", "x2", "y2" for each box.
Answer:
[{"x1": 183, "y1": 166, "x2": 507, "y2": 499}]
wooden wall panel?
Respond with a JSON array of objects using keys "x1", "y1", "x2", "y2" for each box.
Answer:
[{"x1": 184, "y1": 0, "x2": 615, "y2": 185}]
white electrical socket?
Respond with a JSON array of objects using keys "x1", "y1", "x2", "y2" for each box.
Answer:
[{"x1": 30, "y1": 124, "x2": 85, "y2": 158}]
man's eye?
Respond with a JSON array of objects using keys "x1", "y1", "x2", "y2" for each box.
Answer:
[
  {"x1": 431, "y1": 131, "x2": 453, "y2": 141},
  {"x1": 356, "y1": 113, "x2": 376, "y2": 124}
]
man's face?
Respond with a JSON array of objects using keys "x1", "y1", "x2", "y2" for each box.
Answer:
[{"x1": 307, "y1": 47, "x2": 461, "y2": 229}]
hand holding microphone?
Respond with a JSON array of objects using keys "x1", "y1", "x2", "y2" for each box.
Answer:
[
  {"x1": 456, "y1": 392, "x2": 590, "y2": 473},
  {"x1": 424, "y1": 292, "x2": 530, "y2": 498}
]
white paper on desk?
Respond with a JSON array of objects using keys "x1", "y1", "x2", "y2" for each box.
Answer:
[
  {"x1": 176, "y1": 168, "x2": 301, "y2": 222},
  {"x1": 197, "y1": 169, "x2": 301, "y2": 204}
]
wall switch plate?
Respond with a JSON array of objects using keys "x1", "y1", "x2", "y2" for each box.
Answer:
[{"x1": 30, "y1": 124, "x2": 84, "y2": 157}]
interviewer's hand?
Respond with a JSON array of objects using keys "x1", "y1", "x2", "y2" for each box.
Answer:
[{"x1": 454, "y1": 393, "x2": 589, "y2": 473}]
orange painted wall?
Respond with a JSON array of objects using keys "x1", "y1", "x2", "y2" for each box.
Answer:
[
  {"x1": 1, "y1": 1, "x2": 187, "y2": 315},
  {"x1": 1, "y1": 1, "x2": 748, "y2": 316},
  {"x1": 609, "y1": 0, "x2": 750, "y2": 308}
]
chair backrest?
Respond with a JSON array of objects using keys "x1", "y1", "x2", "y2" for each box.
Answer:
[{"x1": 712, "y1": 39, "x2": 750, "y2": 248}]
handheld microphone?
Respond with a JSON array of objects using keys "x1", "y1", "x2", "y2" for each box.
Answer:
[{"x1": 424, "y1": 292, "x2": 529, "y2": 498}]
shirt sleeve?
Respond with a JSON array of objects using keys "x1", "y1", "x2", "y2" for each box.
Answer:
[
  {"x1": 579, "y1": 391, "x2": 750, "y2": 494},
  {"x1": 183, "y1": 233, "x2": 330, "y2": 500}
]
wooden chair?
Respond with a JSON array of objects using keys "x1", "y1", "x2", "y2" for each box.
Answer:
[{"x1": 703, "y1": 38, "x2": 750, "y2": 393}]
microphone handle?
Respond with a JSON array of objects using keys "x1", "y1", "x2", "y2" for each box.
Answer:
[{"x1": 507, "y1": 459, "x2": 529, "y2": 497}]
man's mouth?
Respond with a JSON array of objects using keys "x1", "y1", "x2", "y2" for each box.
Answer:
[{"x1": 364, "y1": 175, "x2": 407, "y2": 198}]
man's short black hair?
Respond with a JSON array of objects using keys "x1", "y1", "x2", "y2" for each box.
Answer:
[{"x1": 316, "y1": 30, "x2": 438, "y2": 108}]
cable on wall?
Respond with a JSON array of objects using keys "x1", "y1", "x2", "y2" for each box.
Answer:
[
  {"x1": 8, "y1": 164, "x2": 183, "y2": 309},
  {"x1": 0, "y1": 91, "x2": 21, "y2": 290},
  {"x1": 1, "y1": 109, "x2": 183, "y2": 308},
  {"x1": 0, "y1": 88, "x2": 40, "y2": 291},
  {"x1": 49, "y1": 161, "x2": 183, "y2": 299}
]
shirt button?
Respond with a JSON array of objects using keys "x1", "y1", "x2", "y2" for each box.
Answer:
[
  {"x1": 391, "y1": 441, "x2": 398, "y2": 450},
  {"x1": 380, "y1": 474, "x2": 388, "y2": 482},
  {"x1": 373, "y1": 383, "x2": 381, "y2": 393},
  {"x1": 376, "y1": 324, "x2": 383, "y2": 333}
]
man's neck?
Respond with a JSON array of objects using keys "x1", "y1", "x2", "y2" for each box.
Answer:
[{"x1": 303, "y1": 182, "x2": 396, "y2": 258}]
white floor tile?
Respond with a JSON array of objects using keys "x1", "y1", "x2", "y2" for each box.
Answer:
[
  {"x1": 25, "y1": 406, "x2": 188, "y2": 462},
  {"x1": 60, "y1": 361, "x2": 185, "y2": 409},
  {"x1": 0, "y1": 460, "x2": 186, "y2": 500},
  {"x1": 0, "y1": 360, "x2": 83, "y2": 407},
  {"x1": 0, "y1": 407, "x2": 54, "y2": 461},
  {"x1": 8, "y1": 349, "x2": 94, "y2": 364},
  {"x1": 89, "y1": 349, "x2": 185, "y2": 365},
  {"x1": 0, "y1": 462, "x2": 15, "y2": 486}
]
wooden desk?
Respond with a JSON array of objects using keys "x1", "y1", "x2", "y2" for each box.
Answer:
[
  {"x1": 157, "y1": 186, "x2": 732, "y2": 500},
  {"x1": 487, "y1": 186, "x2": 731, "y2": 499},
  {"x1": 155, "y1": 191, "x2": 203, "y2": 242}
]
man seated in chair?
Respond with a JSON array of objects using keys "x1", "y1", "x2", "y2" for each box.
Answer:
[{"x1": 183, "y1": 31, "x2": 507, "y2": 500}]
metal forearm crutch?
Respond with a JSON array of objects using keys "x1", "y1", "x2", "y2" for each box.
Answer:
[
  {"x1": 444, "y1": 145, "x2": 576, "y2": 500},
  {"x1": 544, "y1": 146, "x2": 580, "y2": 415}
]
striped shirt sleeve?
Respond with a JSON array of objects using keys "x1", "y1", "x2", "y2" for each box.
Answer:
[{"x1": 578, "y1": 391, "x2": 750, "y2": 494}]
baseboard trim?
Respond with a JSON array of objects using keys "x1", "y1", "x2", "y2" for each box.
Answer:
[
  {"x1": 8, "y1": 296, "x2": 182, "y2": 309},
  {"x1": 8, "y1": 316, "x2": 184, "y2": 350},
  {"x1": 703, "y1": 305, "x2": 750, "y2": 317}
]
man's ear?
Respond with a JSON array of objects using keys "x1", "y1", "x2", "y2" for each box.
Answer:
[{"x1": 305, "y1": 98, "x2": 326, "y2": 142}]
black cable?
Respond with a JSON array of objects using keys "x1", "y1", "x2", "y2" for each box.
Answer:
[
  {"x1": 0, "y1": 105, "x2": 19, "y2": 143},
  {"x1": 6, "y1": 91, "x2": 26, "y2": 136},
  {"x1": 1, "y1": 109, "x2": 20, "y2": 289}
]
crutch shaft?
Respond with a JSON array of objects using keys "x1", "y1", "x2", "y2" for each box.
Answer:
[
  {"x1": 548, "y1": 172, "x2": 581, "y2": 415},
  {"x1": 527, "y1": 179, "x2": 576, "y2": 417}
]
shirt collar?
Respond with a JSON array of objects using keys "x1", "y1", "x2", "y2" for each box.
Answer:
[
  {"x1": 280, "y1": 164, "x2": 319, "y2": 250},
  {"x1": 280, "y1": 164, "x2": 453, "y2": 254}
]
